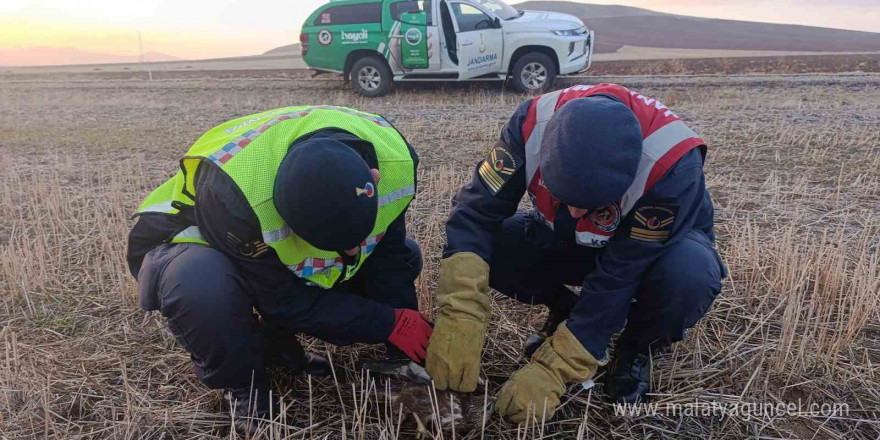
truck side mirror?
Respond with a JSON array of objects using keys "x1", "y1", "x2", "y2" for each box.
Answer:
[{"x1": 494, "y1": 17, "x2": 502, "y2": 28}]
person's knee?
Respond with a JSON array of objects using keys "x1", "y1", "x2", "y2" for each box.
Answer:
[
  {"x1": 488, "y1": 212, "x2": 536, "y2": 292},
  {"x1": 644, "y1": 233, "x2": 722, "y2": 323},
  {"x1": 492, "y1": 211, "x2": 534, "y2": 251},
  {"x1": 158, "y1": 245, "x2": 247, "y2": 328},
  {"x1": 403, "y1": 238, "x2": 423, "y2": 281},
  {"x1": 156, "y1": 245, "x2": 263, "y2": 388},
  {"x1": 488, "y1": 212, "x2": 579, "y2": 306},
  {"x1": 667, "y1": 273, "x2": 719, "y2": 329}
]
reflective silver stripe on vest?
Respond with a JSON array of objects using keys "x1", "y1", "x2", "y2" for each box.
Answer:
[
  {"x1": 261, "y1": 184, "x2": 415, "y2": 244},
  {"x1": 378, "y1": 184, "x2": 415, "y2": 207},
  {"x1": 524, "y1": 90, "x2": 564, "y2": 185},
  {"x1": 140, "y1": 201, "x2": 174, "y2": 214},
  {"x1": 263, "y1": 226, "x2": 293, "y2": 244},
  {"x1": 620, "y1": 120, "x2": 699, "y2": 215},
  {"x1": 174, "y1": 226, "x2": 204, "y2": 241},
  {"x1": 524, "y1": 91, "x2": 699, "y2": 216}
]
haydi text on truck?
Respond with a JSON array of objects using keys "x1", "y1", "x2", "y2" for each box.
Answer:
[{"x1": 300, "y1": 0, "x2": 595, "y2": 96}]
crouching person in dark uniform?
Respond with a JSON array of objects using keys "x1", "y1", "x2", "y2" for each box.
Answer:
[
  {"x1": 127, "y1": 106, "x2": 431, "y2": 434},
  {"x1": 425, "y1": 84, "x2": 727, "y2": 423}
]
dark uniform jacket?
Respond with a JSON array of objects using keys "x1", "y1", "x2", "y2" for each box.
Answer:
[
  {"x1": 128, "y1": 130, "x2": 419, "y2": 346},
  {"x1": 445, "y1": 99, "x2": 718, "y2": 358}
]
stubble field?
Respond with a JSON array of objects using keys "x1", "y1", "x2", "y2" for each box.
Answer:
[{"x1": 1, "y1": 72, "x2": 879, "y2": 439}]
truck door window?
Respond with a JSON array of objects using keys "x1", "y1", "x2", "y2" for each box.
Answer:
[
  {"x1": 439, "y1": 0, "x2": 458, "y2": 64},
  {"x1": 450, "y1": 3, "x2": 493, "y2": 32},
  {"x1": 470, "y1": 0, "x2": 518, "y2": 20},
  {"x1": 313, "y1": 3, "x2": 382, "y2": 25},
  {"x1": 391, "y1": 1, "x2": 433, "y2": 26}
]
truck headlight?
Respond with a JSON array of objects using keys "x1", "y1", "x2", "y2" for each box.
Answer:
[{"x1": 553, "y1": 27, "x2": 586, "y2": 36}]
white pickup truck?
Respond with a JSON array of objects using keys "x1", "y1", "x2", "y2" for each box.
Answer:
[{"x1": 300, "y1": 0, "x2": 595, "y2": 95}]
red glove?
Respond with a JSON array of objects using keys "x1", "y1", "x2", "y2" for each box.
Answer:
[{"x1": 388, "y1": 309, "x2": 433, "y2": 363}]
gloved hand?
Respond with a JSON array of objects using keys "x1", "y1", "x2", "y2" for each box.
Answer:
[
  {"x1": 387, "y1": 309, "x2": 433, "y2": 363},
  {"x1": 497, "y1": 321, "x2": 605, "y2": 424},
  {"x1": 425, "y1": 252, "x2": 490, "y2": 392}
]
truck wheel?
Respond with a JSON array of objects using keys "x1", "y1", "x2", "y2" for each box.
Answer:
[
  {"x1": 351, "y1": 56, "x2": 393, "y2": 97},
  {"x1": 510, "y1": 53, "x2": 557, "y2": 93}
]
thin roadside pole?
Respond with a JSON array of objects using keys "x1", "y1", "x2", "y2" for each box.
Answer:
[{"x1": 139, "y1": 32, "x2": 152, "y2": 81}]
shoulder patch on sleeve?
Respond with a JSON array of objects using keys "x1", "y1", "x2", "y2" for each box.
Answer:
[
  {"x1": 629, "y1": 203, "x2": 678, "y2": 243},
  {"x1": 478, "y1": 146, "x2": 521, "y2": 195},
  {"x1": 227, "y1": 231, "x2": 270, "y2": 258}
]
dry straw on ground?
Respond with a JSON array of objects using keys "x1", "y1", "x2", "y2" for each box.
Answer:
[{"x1": 1, "y1": 73, "x2": 878, "y2": 439}]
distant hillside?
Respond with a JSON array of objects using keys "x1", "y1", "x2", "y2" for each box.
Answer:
[
  {"x1": 263, "y1": 44, "x2": 301, "y2": 55},
  {"x1": 515, "y1": 1, "x2": 880, "y2": 54},
  {"x1": 0, "y1": 47, "x2": 180, "y2": 67},
  {"x1": 515, "y1": 2, "x2": 666, "y2": 19}
]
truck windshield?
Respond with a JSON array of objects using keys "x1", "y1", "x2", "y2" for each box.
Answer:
[{"x1": 469, "y1": 0, "x2": 519, "y2": 20}]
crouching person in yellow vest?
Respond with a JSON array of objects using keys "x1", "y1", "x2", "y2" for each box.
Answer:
[{"x1": 127, "y1": 106, "x2": 431, "y2": 435}]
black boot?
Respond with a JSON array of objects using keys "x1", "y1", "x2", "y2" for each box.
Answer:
[
  {"x1": 605, "y1": 350, "x2": 650, "y2": 404},
  {"x1": 524, "y1": 287, "x2": 580, "y2": 359},
  {"x1": 227, "y1": 382, "x2": 273, "y2": 437},
  {"x1": 523, "y1": 318, "x2": 554, "y2": 359},
  {"x1": 301, "y1": 352, "x2": 332, "y2": 377},
  {"x1": 264, "y1": 331, "x2": 331, "y2": 377},
  {"x1": 605, "y1": 338, "x2": 663, "y2": 404},
  {"x1": 361, "y1": 345, "x2": 433, "y2": 385}
]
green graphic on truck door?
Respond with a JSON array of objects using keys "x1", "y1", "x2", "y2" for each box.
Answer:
[{"x1": 399, "y1": 11, "x2": 429, "y2": 69}]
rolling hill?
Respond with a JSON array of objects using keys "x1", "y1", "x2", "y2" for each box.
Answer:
[
  {"x1": 263, "y1": 44, "x2": 301, "y2": 55},
  {"x1": 514, "y1": 1, "x2": 880, "y2": 54}
]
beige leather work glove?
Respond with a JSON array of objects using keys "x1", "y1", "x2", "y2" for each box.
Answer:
[
  {"x1": 425, "y1": 252, "x2": 490, "y2": 392},
  {"x1": 497, "y1": 321, "x2": 605, "y2": 424}
]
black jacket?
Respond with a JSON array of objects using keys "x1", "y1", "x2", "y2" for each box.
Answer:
[
  {"x1": 444, "y1": 99, "x2": 717, "y2": 357},
  {"x1": 128, "y1": 129, "x2": 419, "y2": 346}
]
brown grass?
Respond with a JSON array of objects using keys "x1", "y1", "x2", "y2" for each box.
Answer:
[{"x1": 1, "y1": 73, "x2": 879, "y2": 439}]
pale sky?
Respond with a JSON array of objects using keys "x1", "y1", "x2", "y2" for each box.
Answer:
[{"x1": 1, "y1": 0, "x2": 878, "y2": 60}]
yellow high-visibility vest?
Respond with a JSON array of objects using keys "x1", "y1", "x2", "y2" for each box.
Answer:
[{"x1": 135, "y1": 106, "x2": 416, "y2": 289}]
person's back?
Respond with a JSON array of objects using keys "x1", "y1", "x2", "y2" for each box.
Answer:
[
  {"x1": 425, "y1": 84, "x2": 726, "y2": 422},
  {"x1": 128, "y1": 106, "x2": 432, "y2": 435}
]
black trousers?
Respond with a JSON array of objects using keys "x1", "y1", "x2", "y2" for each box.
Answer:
[
  {"x1": 488, "y1": 212, "x2": 724, "y2": 351},
  {"x1": 137, "y1": 240, "x2": 422, "y2": 390}
]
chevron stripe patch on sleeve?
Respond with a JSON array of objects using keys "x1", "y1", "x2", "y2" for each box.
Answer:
[
  {"x1": 629, "y1": 203, "x2": 678, "y2": 243},
  {"x1": 477, "y1": 146, "x2": 520, "y2": 195}
]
